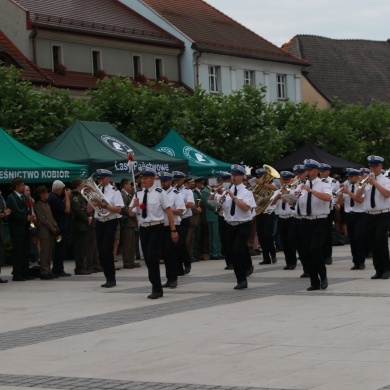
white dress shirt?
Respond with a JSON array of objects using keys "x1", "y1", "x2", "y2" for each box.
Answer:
[
  {"x1": 177, "y1": 186, "x2": 194, "y2": 219},
  {"x1": 363, "y1": 174, "x2": 390, "y2": 211},
  {"x1": 164, "y1": 187, "x2": 185, "y2": 224},
  {"x1": 222, "y1": 183, "x2": 256, "y2": 222},
  {"x1": 95, "y1": 184, "x2": 124, "y2": 220}
]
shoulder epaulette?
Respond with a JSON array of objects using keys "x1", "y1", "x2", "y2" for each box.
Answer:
[
  {"x1": 155, "y1": 187, "x2": 163, "y2": 193},
  {"x1": 173, "y1": 189, "x2": 179, "y2": 194},
  {"x1": 332, "y1": 178, "x2": 337, "y2": 183},
  {"x1": 322, "y1": 178, "x2": 329, "y2": 183},
  {"x1": 137, "y1": 188, "x2": 143, "y2": 192},
  {"x1": 185, "y1": 187, "x2": 190, "y2": 190}
]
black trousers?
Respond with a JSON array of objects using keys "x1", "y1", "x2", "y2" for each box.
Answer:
[
  {"x1": 298, "y1": 218, "x2": 327, "y2": 287},
  {"x1": 366, "y1": 213, "x2": 390, "y2": 275},
  {"x1": 218, "y1": 215, "x2": 227, "y2": 259},
  {"x1": 324, "y1": 210, "x2": 334, "y2": 259},
  {"x1": 96, "y1": 219, "x2": 118, "y2": 283},
  {"x1": 162, "y1": 225, "x2": 178, "y2": 283},
  {"x1": 256, "y1": 213, "x2": 276, "y2": 262},
  {"x1": 176, "y1": 217, "x2": 191, "y2": 268},
  {"x1": 225, "y1": 221, "x2": 251, "y2": 284},
  {"x1": 140, "y1": 224, "x2": 164, "y2": 293},
  {"x1": 278, "y1": 217, "x2": 297, "y2": 266},
  {"x1": 346, "y1": 212, "x2": 366, "y2": 265},
  {"x1": 9, "y1": 222, "x2": 30, "y2": 277},
  {"x1": 293, "y1": 218, "x2": 307, "y2": 273}
]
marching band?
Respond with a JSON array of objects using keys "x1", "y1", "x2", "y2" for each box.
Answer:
[{"x1": 2, "y1": 154, "x2": 390, "y2": 296}]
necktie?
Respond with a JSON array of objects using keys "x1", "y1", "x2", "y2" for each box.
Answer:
[
  {"x1": 370, "y1": 184, "x2": 376, "y2": 208},
  {"x1": 306, "y1": 181, "x2": 312, "y2": 215},
  {"x1": 230, "y1": 186, "x2": 237, "y2": 216},
  {"x1": 142, "y1": 189, "x2": 148, "y2": 218},
  {"x1": 350, "y1": 184, "x2": 355, "y2": 208},
  {"x1": 282, "y1": 197, "x2": 286, "y2": 210},
  {"x1": 101, "y1": 186, "x2": 105, "y2": 194}
]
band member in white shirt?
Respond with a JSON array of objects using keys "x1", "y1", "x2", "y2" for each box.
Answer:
[{"x1": 129, "y1": 167, "x2": 178, "y2": 299}]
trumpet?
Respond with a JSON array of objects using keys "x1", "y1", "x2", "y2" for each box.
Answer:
[
  {"x1": 80, "y1": 174, "x2": 111, "y2": 218},
  {"x1": 332, "y1": 186, "x2": 344, "y2": 198},
  {"x1": 282, "y1": 177, "x2": 302, "y2": 193},
  {"x1": 358, "y1": 173, "x2": 373, "y2": 188}
]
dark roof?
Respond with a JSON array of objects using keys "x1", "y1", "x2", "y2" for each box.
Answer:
[
  {"x1": 271, "y1": 144, "x2": 361, "y2": 172},
  {"x1": 142, "y1": 0, "x2": 307, "y2": 66},
  {"x1": 0, "y1": 30, "x2": 48, "y2": 84},
  {"x1": 13, "y1": 0, "x2": 182, "y2": 47},
  {"x1": 282, "y1": 35, "x2": 390, "y2": 105}
]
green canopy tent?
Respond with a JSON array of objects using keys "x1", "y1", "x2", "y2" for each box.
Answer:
[
  {"x1": 39, "y1": 121, "x2": 189, "y2": 181},
  {"x1": 154, "y1": 129, "x2": 232, "y2": 176},
  {"x1": 0, "y1": 128, "x2": 88, "y2": 184}
]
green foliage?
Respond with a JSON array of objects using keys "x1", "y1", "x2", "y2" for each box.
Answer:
[{"x1": 2, "y1": 65, "x2": 390, "y2": 168}]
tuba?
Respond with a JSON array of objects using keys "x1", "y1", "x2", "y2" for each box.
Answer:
[
  {"x1": 252, "y1": 164, "x2": 280, "y2": 215},
  {"x1": 80, "y1": 174, "x2": 111, "y2": 218}
]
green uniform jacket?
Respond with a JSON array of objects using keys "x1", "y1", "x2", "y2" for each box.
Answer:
[{"x1": 71, "y1": 191, "x2": 89, "y2": 232}]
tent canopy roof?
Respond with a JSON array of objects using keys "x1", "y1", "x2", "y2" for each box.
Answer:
[
  {"x1": 0, "y1": 128, "x2": 88, "y2": 183},
  {"x1": 271, "y1": 144, "x2": 362, "y2": 172},
  {"x1": 39, "y1": 121, "x2": 189, "y2": 180},
  {"x1": 154, "y1": 129, "x2": 232, "y2": 176}
]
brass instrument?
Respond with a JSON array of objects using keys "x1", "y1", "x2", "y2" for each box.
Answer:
[
  {"x1": 358, "y1": 173, "x2": 372, "y2": 188},
  {"x1": 282, "y1": 177, "x2": 302, "y2": 192},
  {"x1": 332, "y1": 185, "x2": 344, "y2": 198},
  {"x1": 80, "y1": 174, "x2": 111, "y2": 218},
  {"x1": 252, "y1": 164, "x2": 280, "y2": 215}
]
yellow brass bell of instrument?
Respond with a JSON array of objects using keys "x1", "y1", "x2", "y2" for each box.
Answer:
[
  {"x1": 252, "y1": 164, "x2": 280, "y2": 215},
  {"x1": 29, "y1": 221, "x2": 36, "y2": 229},
  {"x1": 55, "y1": 235, "x2": 62, "y2": 243}
]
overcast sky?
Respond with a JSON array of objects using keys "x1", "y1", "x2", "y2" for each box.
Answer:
[{"x1": 206, "y1": 0, "x2": 390, "y2": 47}]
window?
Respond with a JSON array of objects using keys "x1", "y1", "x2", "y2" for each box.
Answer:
[
  {"x1": 244, "y1": 70, "x2": 255, "y2": 86},
  {"x1": 133, "y1": 55, "x2": 142, "y2": 78},
  {"x1": 209, "y1": 66, "x2": 221, "y2": 93},
  {"x1": 277, "y1": 74, "x2": 287, "y2": 100},
  {"x1": 92, "y1": 50, "x2": 102, "y2": 76},
  {"x1": 52, "y1": 45, "x2": 62, "y2": 71},
  {"x1": 155, "y1": 58, "x2": 163, "y2": 80}
]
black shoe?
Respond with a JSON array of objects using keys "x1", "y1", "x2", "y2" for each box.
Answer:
[
  {"x1": 234, "y1": 281, "x2": 248, "y2": 290},
  {"x1": 289, "y1": 265, "x2": 296, "y2": 270},
  {"x1": 325, "y1": 257, "x2": 332, "y2": 265},
  {"x1": 12, "y1": 276, "x2": 26, "y2": 281},
  {"x1": 271, "y1": 257, "x2": 277, "y2": 264},
  {"x1": 101, "y1": 281, "x2": 116, "y2": 288},
  {"x1": 300, "y1": 272, "x2": 309, "y2": 278},
  {"x1": 50, "y1": 273, "x2": 59, "y2": 278},
  {"x1": 148, "y1": 292, "x2": 163, "y2": 299},
  {"x1": 246, "y1": 265, "x2": 254, "y2": 277},
  {"x1": 0, "y1": 277, "x2": 8, "y2": 283},
  {"x1": 321, "y1": 278, "x2": 328, "y2": 290},
  {"x1": 382, "y1": 271, "x2": 390, "y2": 279},
  {"x1": 351, "y1": 265, "x2": 359, "y2": 270},
  {"x1": 24, "y1": 275, "x2": 36, "y2": 280},
  {"x1": 259, "y1": 260, "x2": 271, "y2": 265},
  {"x1": 371, "y1": 273, "x2": 382, "y2": 279},
  {"x1": 184, "y1": 266, "x2": 191, "y2": 275},
  {"x1": 358, "y1": 263, "x2": 365, "y2": 270},
  {"x1": 57, "y1": 272, "x2": 71, "y2": 277},
  {"x1": 40, "y1": 274, "x2": 54, "y2": 280},
  {"x1": 283, "y1": 265, "x2": 290, "y2": 270},
  {"x1": 170, "y1": 280, "x2": 178, "y2": 289},
  {"x1": 307, "y1": 285, "x2": 320, "y2": 291},
  {"x1": 224, "y1": 265, "x2": 234, "y2": 270},
  {"x1": 162, "y1": 281, "x2": 171, "y2": 288}
]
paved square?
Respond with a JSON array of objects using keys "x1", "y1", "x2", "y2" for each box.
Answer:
[{"x1": 1, "y1": 244, "x2": 390, "y2": 390}]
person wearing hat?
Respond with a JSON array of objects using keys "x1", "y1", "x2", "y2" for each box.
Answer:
[
  {"x1": 173, "y1": 171, "x2": 195, "y2": 275},
  {"x1": 356, "y1": 156, "x2": 390, "y2": 279},
  {"x1": 218, "y1": 164, "x2": 256, "y2": 289},
  {"x1": 319, "y1": 163, "x2": 340, "y2": 265},
  {"x1": 297, "y1": 159, "x2": 332, "y2": 291},
  {"x1": 119, "y1": 178, "x2": 139, "y2": 270},
  {"x1": 270, "y1": 171, "x2": 297, "y2": 270},
  {"x1": 254, "y1": 167, "x2": 278, "y2": 266},
  {"x1": 338, "y1": 169, "x2": 366, "y2": 270},
  {"x1": 70, "y1": 177, "x2": 92, "y2": 276},
  {"x1": 92, "y1": 169, "x2": 124, "y2": 288},
  {"x1": 128, "y1": 167, "x2": 178, "y2": 299},
  {"x1": 47, "y1": 179, "x2": 72, "y2": 277},
  {"x1": 158, "y1": 172, "x2": 186, "y2": 288},
  {"x1": 34, "y1": 185, "x2": 60, "y2": 279},
  {"x1": 0, "y1": 187, "x2": 11, "y2": 283}
]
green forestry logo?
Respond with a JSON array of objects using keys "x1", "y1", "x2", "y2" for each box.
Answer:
[
  {"x1": 183, "y1": 146, "x2": 216, "y2": 166},
  {"x1": 156, "y1": 147, "x2": 175, "y2": 157},
  {"x1": 100, "y1": 135, "x2": 131, "y2": 155}
]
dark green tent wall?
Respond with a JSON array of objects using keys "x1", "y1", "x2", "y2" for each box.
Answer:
[
  {"x1": 154, "y1": 129, "x2": 232, "y2": 176},
  {"x1": 39, "y1": 121, "x2": 189, "y2": 181},
  {"x1": 0, "y1": 128, "x2": 88, "y2": 184}
]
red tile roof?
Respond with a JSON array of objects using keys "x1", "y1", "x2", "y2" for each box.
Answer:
[
  {"x1": 142, "y1": 0, "x2": 307, "y2": 66},
  {"x1": 13, "y1": 0, "x2": 183, "y2": 47},
  {"x1": 0, "y1": 30, "x2": 48, "y2": 84}
]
